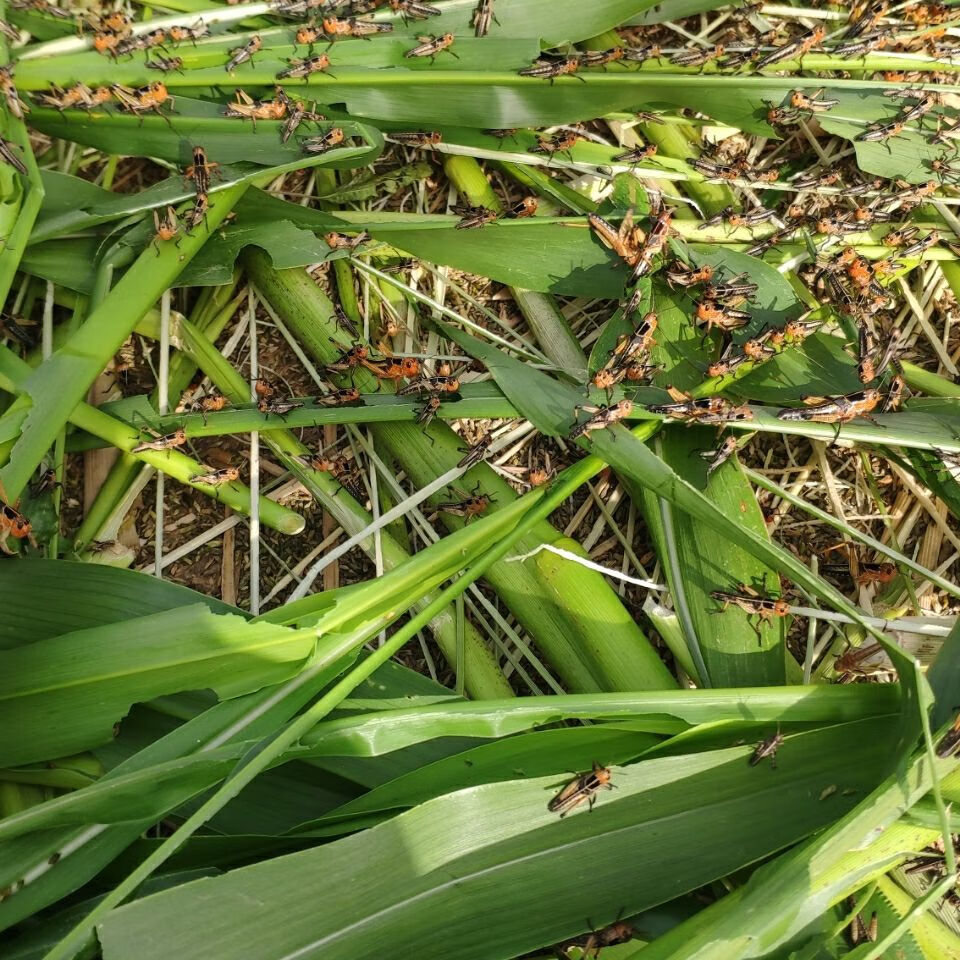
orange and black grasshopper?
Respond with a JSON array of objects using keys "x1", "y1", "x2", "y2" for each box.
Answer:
[
  {"x1": 146, "y1": 55, "x2": 185, "y2": 74},
  {"x1": 226, "y1": 36, "x2": 262, "y2": 72},
  {"x1": 777, "y1": 388, "x2": 884, "y2": 438},
  {"x1": 0, "y1": 136, "x2": 26, "y2": 175},
  {"x1": 556, "y1": 919, "x2": 636, "y2": 959},
  {"x1": 519, "y1": 56, "x2": 584, "y2": 83},
  {"x1": 277, "y1": 55, "x2": 336, "y2": 81},
  {"x1": 592, "y1": 314, "x2": 658, "y2": 397},
  {"x1": 189, "y1": 392, "x2": 230, "y2": 425},
  {"x1": 755, "y1": 25, "x2": 824, "y2": 69},
  {"x1": 313, "y1": 386, "x2": 363, "y2": 407},
  {"x1": 665, "y1": 261, "x2": 714, "y2": 289},
  {"x1": 300, "y1": 127, "x2": 346, "y2": 153},
  {"x1": 325, "y1": 230, "x2": 370, "y2": 251},
  {"x1": 282, "y1": 100, "x2": 327, "y2": 143},
  {"x1": 588, "y1": 210, "x2": 644, "y2": 268},
  {"x1": 858, "y1": 120, "x2": 905, "y2": 143},
  {"x1": 0, "y1": 66, "x2": 27, "y2": 120},
  {"x1": 529, "y1": 127, "x2": 585, "y2": 160},
  {"x1": 415, "y1": 395, "x2": 442, "y2": 435},
  {"x1": 183, "y1": 193, "x2": 210, "y2": 234},
  {"x1": 321, "y1": 16, "x2": 393, "y2": 40},
  {"x1": 648, "y1": 390, "x2": 753, "y2": 425},
  {"x1": 258, "y1": 396, "x2": 305, "y2": 419},
  {"x1": 614, "y1": 144, "x2": 658, "y2": 165},
  {"x1": 184, "y1": 146, "x2": 221, "y2": 196},
  {"x1": 302, "y1": 128, "x2": 345, "y2": 154},
  {"x1": 831, "y1": 642, "x2": 890, "y2": 682},
  {"x1": 713, "y1": 584, "x2": 790, "y2": 644},
  {"x1": 327, "y1": 341, "x2": 369, "y2": 373},
  {"x1": 390, "y1": 0, "x2": 441, "y2": 23},
  {"x1": 190, "y1": 465, "x2": 240, "y2": 486},
  {"x1": 389, "y1": 130, "x2": 442, "y2": 147},
  {"x1": 633, "y1": 195, "x2": 673, "y2": 279},
  {"x1": 435, "y1": 487, "x2": 494, "y2": 521},
  {"x1": 505, "y1": 196, "x2": 538, "y2": 219},
  {"x1": 472, "y1": 0, "x2": 499, "y2": 37},
  {"x1": 699, "y1": 435, "x2": 738, "y2": 477},
  {"x1": 361, "y1": 355, "x2": 421, "y2": 387},
  {"x1": 0, "y1": 501, "x2": 34, "y2": 555},
  {"x1": 132, "y1": 427, "x2": 187, "y2": 454},
  {"x1": 569, "y1": 400, "x2": 633, "y2": 440},
  {"x1": 151, "y1": 206, "x2": 180, "y2": 254},
  {"x1": 457, "y1": 432, "x2": 494, "y2": 469},
  {"x1": 669, "y1": 43, "x2": 725, "y2": 68},
  {"x1": 454, "y1": 204, "x2": 499, "y2": 229},
  {"x1": 112, "y1": 82, "x2": 173, "y2": 122},
  {"x1": 405, "y1": 33, "x2": 458, "y2": 63},
  {"x1": 224, "y1": 88, "x2": 290, "y2": 126},
  {"x1": 399, "y1": 375, "x2": 461, "y2": 396},
  {"x1": 548, "y1": 762, "x2": 615, "y2": 817}
]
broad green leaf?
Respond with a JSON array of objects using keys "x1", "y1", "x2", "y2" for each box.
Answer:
[
  {"x1": 631, "y1": 427, "x2": 787, "y2": 688},
  {"x1": 0, "y1": 605, "x2": 315, "y2": 766},
  {"x1": 0, "y1": 560, "x2": 240, "y2": 649},
  {"x1": 237, "y1": 192, "x2": 631, "y2": 297},
  {"x1": 96, "y1": 718, "x2": 900, "y2": 960},
  {"x1": 26, "y1": 99, "x2": 382, "y2": 169},
  {"x1": 300, "y1": 686, "x2": 899, "y2": 758}
]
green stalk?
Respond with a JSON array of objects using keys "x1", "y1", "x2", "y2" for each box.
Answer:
[
  {"x1": 900, "y1": 360, "x2": 960, "y2": 399},
  {"x1": 72, "y1": 281, "x2": 245, "y2": 551},
  {"x1": 0, "y1": 11, "x2": 43, "y2": 310},
  {"x1": 0, "y1": 344, "x2": 302, "y2": 535},
  {"x1": 176, "y1": 315, "x2": 513, "y2": 700},
  {"x1": 245, "y1": 249, "x2": 676, "y2": 693},
  {"x1": 332, "y1": 259, "x2": 363, "y2": 328},
  {"x1": 0, "y1": 182, "x2": 251, "y2": 501}
]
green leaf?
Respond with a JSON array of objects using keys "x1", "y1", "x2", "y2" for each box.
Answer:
[
  {"x1": 300, "y1": 686, "x2": 899, "y2": 758},
  {"x1": 630, "y1": 428, "x2": 787, "y2": 687},
  {"x1": 0, "y1": 606, "x2": 315, "y2": 766},
  {"x1": 0, "y1": 559, "x2": 241, "y2": 649},
  {"x1": 25, "y1": 99, "x2": 382, "y2": 169},
  {"x1": 96, "y1": 718, "x2": 900, "y2": 960}
]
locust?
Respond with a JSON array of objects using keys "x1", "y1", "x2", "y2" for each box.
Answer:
[
  {"x1": 569, "y1": 400, "x2": 633, "y2": 440},
  {"x1": 548, "y1": 762, "x2": 615, "y2": 817},
  {"x1": 404, "y1": 33, "x2": 457, "y2": 63},
  {"x1": 749, "y1": 728, "x2": 784, "y2": 767},
  {"x1": 190, "y1": 466, "x2": 240, "y2": 486},
  {"x1": 700, "y1": 435, "x2": 739, "y2": 477},
  {"x1": 472, "y1": 0, "x2": 498, "y2": 37},
  {"x1": 226, "y1": 36, "x2": 262, "y2": 72},
  {"x1": 132, "y1": 428, "x2": 187, "y2": 453},
  {"x1": 277, "y1": 55, "x2": 335, "y2": 80},
  {"x1": 755, "y1": 25, "x2": 824, "y2": 69}
]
